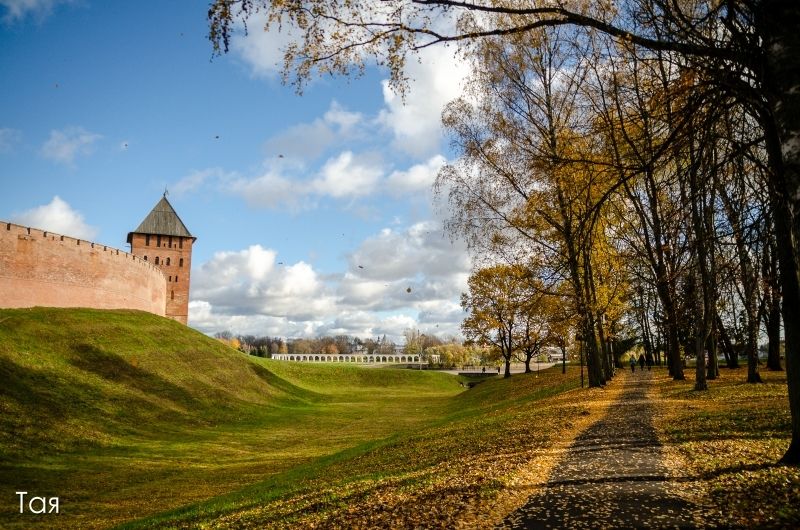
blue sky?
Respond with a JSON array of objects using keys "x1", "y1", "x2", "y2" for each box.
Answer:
[{"x1": 0, "y1": 0, "x2": 473, "y2": 341}]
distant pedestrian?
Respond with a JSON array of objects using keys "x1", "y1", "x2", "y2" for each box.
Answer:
[
  {"x1": 638, "y1": 353, "x2": 646, "y2": 371},
  {"x1": 630, "y1": 356, "x2": 636, "y2": 373},
  {"x1": 482, "y1": 366, "x2": 486, "y2": 374},
  {"x1": 646, "y1": 353, "x2": 654, "y2": 371}
]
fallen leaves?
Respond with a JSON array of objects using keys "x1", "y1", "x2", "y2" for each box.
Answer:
[{"x1": 653, "y1": 369, "x2": 799, "y2": 528}]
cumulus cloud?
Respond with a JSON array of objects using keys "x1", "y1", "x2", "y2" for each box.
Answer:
[
  {"x1": 191, "y1": 244, "x2": 335, "y2": 321},
  {"x1": 40, "y1": 126, "x2": 102, "y2": 166},
  {"x1": 311, "y1": 151, "x2": 383, "y2": 198},
  {"x1": 228, "y1": 150, "x2": 384, "y2": 210},
  {"x1": 226, "y1": 150, "x2": 450, "y2": 212},
  {"x1": 0, "y1": 127, "x2": 22, "y2": 153},
  {"x1": 188, "y1": 221, "x2": 470, "y2": 342},
  {"x1": 386, "y1": 154, "x2": 447, "y2": 195},
  {"x1": 378, "y1": 46, "x2": 470, "y2": 158},
  {"x1": 12, "y1": 196, "x2": 98, "y2": 240},
  {"x1": 229, "y1": 165, "x2": 313, "y2": 210}
]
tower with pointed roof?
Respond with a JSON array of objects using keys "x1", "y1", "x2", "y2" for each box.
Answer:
[{"x1": 127, "y1": 194, "x2": 195, "y2": 324}]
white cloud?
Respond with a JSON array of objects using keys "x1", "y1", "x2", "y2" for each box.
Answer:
[
  {"x1": 0, "y1": 127, "x2": 22, "y2": 153},
  {"x1": 378, "y1": 46, "x2": 470, "y2": 158},
  {"x1": 173, "y1": 167, "x2": 236, "y2": 196},
  {"x1": 230, "y1": 165, "x2": 312, "y2": 210},
  {"x1": 229, "y1": 150, "x2": 384, "y2": 209},
  {"x1": 188, "y1": 220, "x2": 471, "y2": 342},
  {"x1": 386, "y1": 154, "x2": 447, "y2": 195},
  {"x1": 12, "y1": 196, "x2": 98, "y2": 240},
  {"x1": 264, "y1": 101, "x2": 364, "y2": 161},
  {"x1": 191, "y1": 244, "x2": 335, "y2": 321},
  {"x1": 324, "y1": 102, "x2": 362, "y2": 132},
  {"x1": 231, "y1": 11, "x2": 295, "y2": 79},
  {"x1": 1, "y1": 0, "x2": 72, "y2": 22},
  {"x1": 40, "y1": 126, "x2": 102, "y2": 166},
  {"x1": 226, "y1": 150, "x2": 450, "y2": 211},
  {"x1": 312, "y1": 151, "x2": 383, "y2": 197}
]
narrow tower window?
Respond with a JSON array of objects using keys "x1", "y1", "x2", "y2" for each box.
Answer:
[
  {"x1": 179, "y1": 238, "x2": 183, "y2": 249},
  {"x1": 166, "y1": 257, "x2": 170, "y2": 266},
  {"x1": 168, "y1": 236, "x2": 173, "y2": 248},
  {"x1": 179, "y1": 258, "x2": 184, "y2": 267},
  {"x1": 171, "y1": 290, "x2": 175, "y2": 300},
  {"x1": 157, "y1": 235, "x2": 161, "y2": 247},
  {"x1": 155, "y1": 257, "x2": 159, "y2": 265},
  {"x1": 145, "y1": 234, "x2": 150, "y2": 246},
  {"x1": 144, "y1": 256, "x2": 148, "y2": 261}
]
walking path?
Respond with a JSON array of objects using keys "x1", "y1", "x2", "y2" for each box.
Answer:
[{"x1": 499, "y1": 370, "x2": 703, "y2": 529}]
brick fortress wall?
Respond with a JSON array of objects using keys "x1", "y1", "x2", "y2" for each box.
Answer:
[
  {"x1": 0, "y1": 222, "x2": 166, "y2": 315},
  {"x1": 128, "y1": 233, "x2": 192, "y2": 324}
]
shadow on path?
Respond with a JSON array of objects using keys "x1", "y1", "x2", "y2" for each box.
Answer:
[{"x1": 499, "y1": 371, "x2": 706, "y2": 529}]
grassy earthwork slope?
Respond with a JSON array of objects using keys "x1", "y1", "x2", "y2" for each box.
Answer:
[{"x1": 0, "y1": 308, "x2": 467, "y2": 529}]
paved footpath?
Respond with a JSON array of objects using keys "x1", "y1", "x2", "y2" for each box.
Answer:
[{"x1": 499, "y1": 370, "x2": 706, "y2": 529}]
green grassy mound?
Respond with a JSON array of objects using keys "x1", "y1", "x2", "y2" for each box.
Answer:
[
  {"x1": 0, "y1": 308, "x2": 583, "y2": 529},
  {"x1": 1, "y1": 308, "x2": 308, "y2": 460}
]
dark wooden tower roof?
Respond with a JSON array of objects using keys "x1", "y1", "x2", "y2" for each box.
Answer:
[{"x1": 127, "y1": 195, "x2": 195, "y2": 243}]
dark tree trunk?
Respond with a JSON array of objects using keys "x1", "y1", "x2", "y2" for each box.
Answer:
[
  {"x1": 766, "y1": 299, "x2": 783, "y2": 371},
  {"x1": 715, "y1": 311, "x2": 739, "y2": 368},
  {"x1": 756, "y1": 0, "x2": 800, "y2": 464},
  {"x1": 707, "y1": 325, "x2": 719, "y2": 380},
  {"x1": 764, "y1": 225, "x2": 783, "y2": 371}
]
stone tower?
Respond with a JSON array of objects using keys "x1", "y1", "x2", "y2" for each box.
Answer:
[{"x1": 127, "y1": 195, "x2": 195, "y2": 324}]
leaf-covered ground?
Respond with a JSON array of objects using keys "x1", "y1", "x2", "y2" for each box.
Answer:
[
  {"x1": 127, "y1": 367, "x2": 608, "y2": 529},
  {"x1": 653, "y1": 367, "x2": 800, "y2": 529},
  {"x1": 500, "y1": 370, "x2": 704, "y2": 529}
]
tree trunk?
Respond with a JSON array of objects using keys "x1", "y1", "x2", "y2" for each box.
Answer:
[
  {"x1": 757, "y1": 0, "x2": 800, "y2": 464},
  {"x1": 706, "y1": 325, "x2": 719, "y2": 380},
  {"x1": 715, "y1": 311, "x2": 738, "y2": 368},
  {"x1": 764, "y1": 227, "x2": 783, "y2": 371},
  {"x1": 766, "y1": 298, "x2": 783, "y2": 371}
]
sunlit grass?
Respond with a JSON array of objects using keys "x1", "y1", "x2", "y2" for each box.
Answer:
[
  {"x1": 0, "y1": 308, "x2": 599, "y2": 529},
  {"x1": 0, "y1": 308, "x2": 464, "y2": 528},
  {"x1": 653, "y1": 367, "x2": 800, "y2": 528}
]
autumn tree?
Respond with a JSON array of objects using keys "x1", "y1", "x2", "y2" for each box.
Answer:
[
  {"x1": 461, "y1": 264, "x2": 532, "y2": 378},
  {"x1": 209, "y1": 0, "x2": 800, "y2": 464}
]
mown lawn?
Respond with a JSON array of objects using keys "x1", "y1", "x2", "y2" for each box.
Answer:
[{"x1": 652, "y1": 367, "x2": 800, "y2": 528}]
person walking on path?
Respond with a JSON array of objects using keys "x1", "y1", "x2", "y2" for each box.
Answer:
[
  {"x1": 646, "y1": 352, "x2": 654, "y2": 371},
  {"x1": 638, "y1": 353, "x2": 646, "y2": 371},
  {"x1": 630, "y1": 355, "x2": 636, "y2": 373}
]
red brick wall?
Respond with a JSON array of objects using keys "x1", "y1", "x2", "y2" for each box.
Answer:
[
  {"x1": 0, "y1": 222, "x2": 166, "y2": 315},
  {"x1": 129, "y1": 233, "x2": 193, "y2": 324}
]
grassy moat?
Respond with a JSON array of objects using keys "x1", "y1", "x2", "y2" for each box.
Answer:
[{"x1": 1, "y1": 308, "x2": 796, "y2": 528}]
